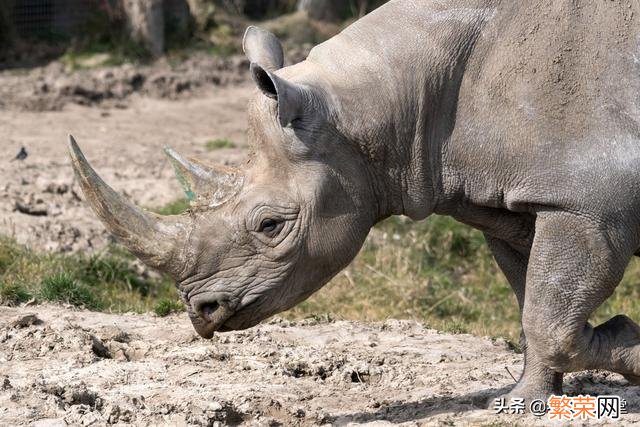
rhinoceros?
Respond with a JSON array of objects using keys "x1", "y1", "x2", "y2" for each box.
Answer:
[{"x1": 69, "y1": 0, "x2": 640, "y2": 404}]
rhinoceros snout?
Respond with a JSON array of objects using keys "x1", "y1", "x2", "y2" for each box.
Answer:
[{"x1": 187, "y1": 295, "x2": 237, "y2": 338}]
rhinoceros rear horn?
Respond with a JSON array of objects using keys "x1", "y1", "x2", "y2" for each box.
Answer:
[
  {"x1": 68, "y1": 136, "x2": 190, "y2": 276},
  {"x1": 164, "y1": 147, "x2": 244, "y2": 208}
]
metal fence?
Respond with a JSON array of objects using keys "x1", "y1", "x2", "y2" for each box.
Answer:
[{"x1": 11, "y1": 0, "x2": 103, "y2": 40}]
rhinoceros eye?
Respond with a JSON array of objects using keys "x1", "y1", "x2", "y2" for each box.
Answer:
[{"x1": 258, "y1": 218, "x2": 282, "y2": 236}]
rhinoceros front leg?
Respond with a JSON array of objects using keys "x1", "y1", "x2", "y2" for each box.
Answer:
[
  {"x1": 484, "y1": 235, "x2": 563, "y2": 403},
  {"x1": 515, "y1": 211, "x2": 639, "y2": 402}
]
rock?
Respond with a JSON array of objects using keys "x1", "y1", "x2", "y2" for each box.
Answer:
[
  {"x1": 1, "y1": 377, "x2": 11, "y2": 390},
  {"x1": 101, "y1": 404, "x2": 121, "y2": 424},
  {"x1": 208, "y1": 401, "x2": 223, "y2": 411},
  {"x1": 98, "y1": 326, "x2": 131, "y2": 343},
  {"x1": 14, "y1": 199, "x2": 48, "y2": 216},
  {"x1": 297, "y1": 0, "x2": 350, "y2": 21},
  {"x1": 107, "y1": 341, "x2": 130, "y2": 361},
  {"x1": 44, "y1": 183, "x2": 70, "y2": 195},
  {"x1": 90, "y1": 335, "x2": 112, "y2": 359}
]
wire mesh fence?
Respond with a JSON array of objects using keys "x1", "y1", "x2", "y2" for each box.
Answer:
[{"x1": 10, "y1": 0, "x2": 102, "y2": 41}]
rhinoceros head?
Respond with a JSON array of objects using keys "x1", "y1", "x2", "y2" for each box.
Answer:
[{"x1": 69, "y1": 27, "x2": 378, "y2": 338}]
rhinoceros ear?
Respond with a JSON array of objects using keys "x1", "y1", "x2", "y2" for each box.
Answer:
[
  {"x1": 242, "y1": 26, "x2": 284, "y2": 72},
  {"x1": 250, "y1": 63, "x2": 312, "y2": 127},
  {"x1": 244, "y1": 26, "x2": 313, "y2": 127}
]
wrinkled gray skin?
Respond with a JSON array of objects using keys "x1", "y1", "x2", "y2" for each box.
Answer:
[{"x1": 70, "y1": 0, "x2": 640, "y2": 404}]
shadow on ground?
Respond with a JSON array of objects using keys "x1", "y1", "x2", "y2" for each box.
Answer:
[{"x1": 328, "y1": 386, "x2": 512, "y2": 424}]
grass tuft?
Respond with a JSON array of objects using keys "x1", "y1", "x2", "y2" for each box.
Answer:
[
  {"x1": 0, "y1": 282, "x2": 32, "y2": 306},
  {"x1": 0, "y1": 236, "x2": 180, "y2": 314},
  {"x1": 40, "y1": 272, "x2": 102, "y2": 309},
  {"x1": 154, "y1": 298, "x2": 185, "y2": 316},
  {"x1": 205, "y1": 138, "x2": 236, "y2": 151}
]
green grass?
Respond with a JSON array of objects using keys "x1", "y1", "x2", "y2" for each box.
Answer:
[
  {"x1": 205, "y1": 138, "x2": 237, "y2": 151},
  {"x1": 54, "y1": 4, "x2": 154, "y2": 70},
  {"x1": 59, "y1": 50, "x2": 121, "y2": 70},
  {"x1": 154, "y1": 298, "x2": 185, "y2": 316},
  {"x1": 40, "y1": 272, "x2": 102, "y2": 309},
  {"x1": 59, "y1": 38, "x2": 152, "y2": 70},
  {"x1": 0, "y1": 237, "x2": 181, "y2": 314},
  {"x1": 0, "y1": 282, "x2": 31, "y2": 306},
  {"x1": 3, "y1": 213, "x2": 640, "y2": 344},
  {"x1": 285, "y1": 215, "x2": 519, "y2": 339},
  {"x1": 151, "y1": 198, "x2": 190, "y2": 215}
]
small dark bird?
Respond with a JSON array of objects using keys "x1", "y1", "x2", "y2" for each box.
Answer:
[{"x1": 11, "y1": 146, "x2": 28, "y2": 162}]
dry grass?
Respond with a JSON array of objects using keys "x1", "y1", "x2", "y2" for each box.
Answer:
[
  {"x1": 285, "y1": 215, "x2": 520, "y2": 340},
  {"x1": 287, "y1": 215, "x2": 640, "y2": 345}
]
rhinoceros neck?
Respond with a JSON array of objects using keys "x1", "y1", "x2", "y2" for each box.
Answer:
[{"x1": 306, "y1": 0, "x2": 498, "y2": 222}]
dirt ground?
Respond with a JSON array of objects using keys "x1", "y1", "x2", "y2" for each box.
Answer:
[
  {"x1": 3, "y1": 57, "x2": 640, "y2": 426},
  {"x1": 2, "y1": 305, "x2": 640, "y2": 426},
  {"x1": 0, "y1": 56, "x2": 253, "y2": 252}
]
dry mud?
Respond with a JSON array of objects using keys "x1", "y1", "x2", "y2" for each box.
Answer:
[{"x1": 2, "y1": 305, "x2": 640, "y2": 426}]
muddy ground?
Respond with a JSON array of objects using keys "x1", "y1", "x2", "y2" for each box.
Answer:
[{"x1": 3, "y1": 56, "x2": 640, "y2": 426}]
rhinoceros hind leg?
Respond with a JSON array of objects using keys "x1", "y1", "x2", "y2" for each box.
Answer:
[
  {"x1": 590, "y1": 314, "x2": 640, "y2": 381},
  {"x1": 484, "y1": 235, "x2": 564, "y2": 408},
  {"x1": 519, "y1": 211, "x2": 639, "y2": 392}
]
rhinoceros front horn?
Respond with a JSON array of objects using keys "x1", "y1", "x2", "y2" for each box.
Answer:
[{"x1": 68, "y1": 135, "x2": 190, "y2": 276}]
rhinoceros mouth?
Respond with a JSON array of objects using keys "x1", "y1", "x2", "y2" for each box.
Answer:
[
  {"x1": 187, "y1": 302, "x2": 235, "y2": 338},
  {"x1": 183, "y1": 290, "x2": 266, "y2": 337}
]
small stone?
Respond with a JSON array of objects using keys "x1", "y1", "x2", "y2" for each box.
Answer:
[
  {"x1": 90, "y1": 335, "x2": 111, "y2": 359},
  {"x1": 208, "y1": 401, "x2": 223, "y2": 411},
  {"x1": 291, "y1": 407, "x2": 306, "y2": 418},
  {"x1": 15, "y1": 200, "x2": 48, "y2": 216},
  {"x1": 2, "y1": 377, "x2": 11, "y2": 390}
]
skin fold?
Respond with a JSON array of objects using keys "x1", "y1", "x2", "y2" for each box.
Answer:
[{"x1": 69, "y1": 0, "x2": 640, "y2": 404}]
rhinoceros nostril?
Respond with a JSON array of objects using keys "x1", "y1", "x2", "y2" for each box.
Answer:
[
  {"x1": 192, "y1": 297, "x2": 235, "y2": 330},
  {"x1": 201, "y1": 301, "x2": 220, "y2": 322}
]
